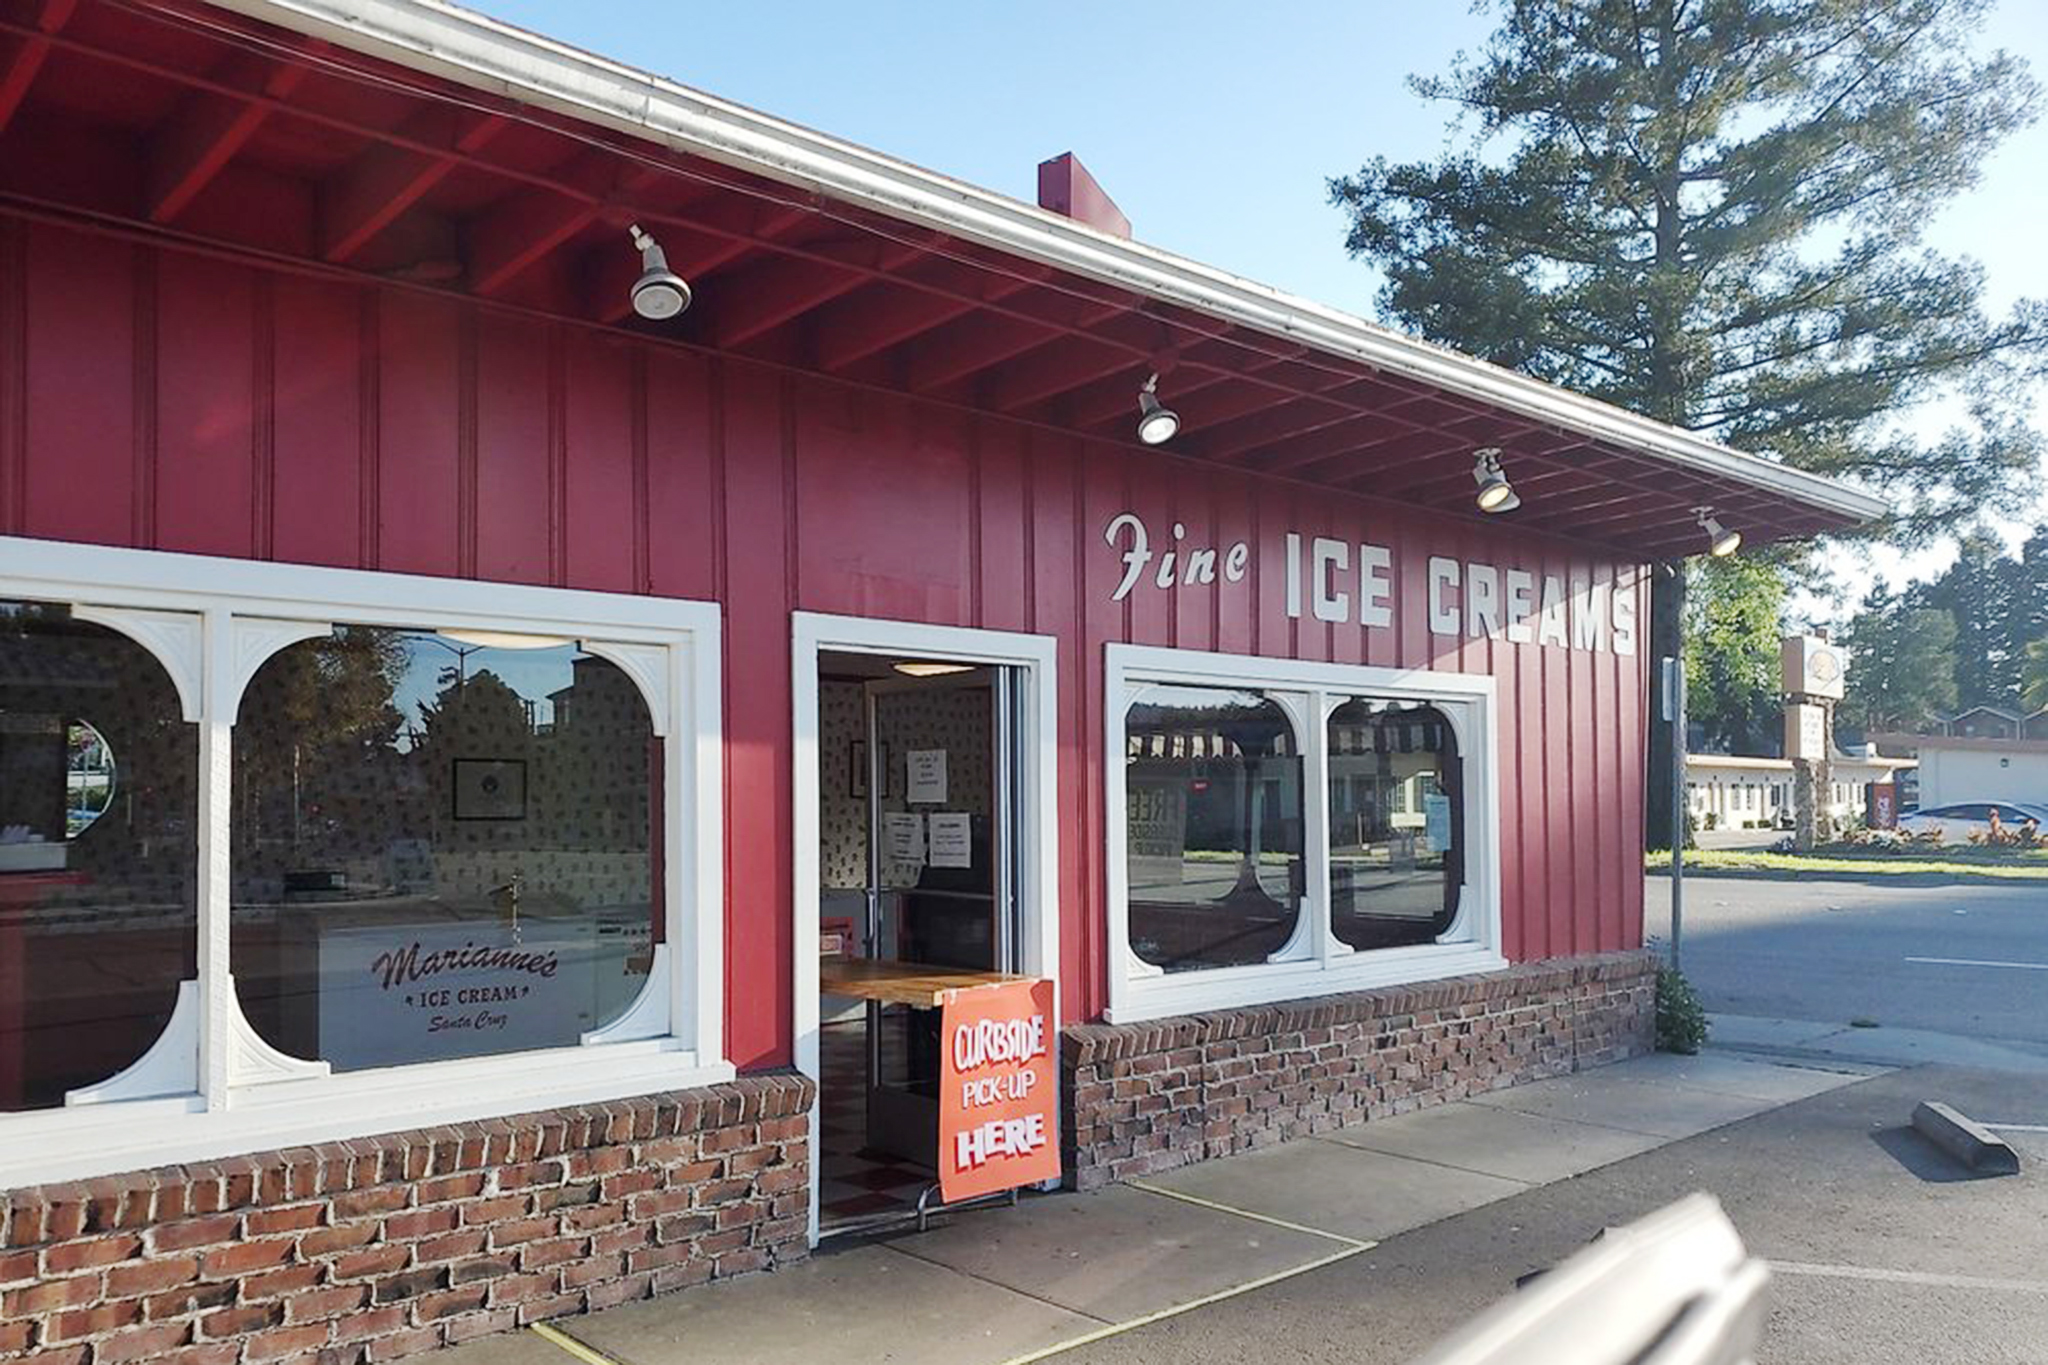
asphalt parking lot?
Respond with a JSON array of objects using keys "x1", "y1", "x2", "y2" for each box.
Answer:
[{"x1": 1062, "y1": 1064, "x2": 2048, "y2": 1364}]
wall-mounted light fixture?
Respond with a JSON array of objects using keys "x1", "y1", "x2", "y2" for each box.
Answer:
[
  {"x1": 1472, "y1": 448, "x2": 1520, "y2": 513},
  {"x1": 1136, "y1": 373, "x2": 1180, "y2": 446},
  {"x1": 1696, "y1": 508, "x2": 1742, "y2": 557},
  {"x1": 440, "y1": 629, "x2": 577, "y2": 650},
  {"x1": 627, "y1": 224, "x2": 691, "y2": 320},
  {"x1": 893, "y1": 660, "x2": 976, "y2": 677}
]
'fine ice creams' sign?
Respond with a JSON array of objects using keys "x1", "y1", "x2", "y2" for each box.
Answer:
[
  {"x1": 937, "y1": 979, "x2": 1060, "y2": 1202},
  {"x1": 1104, "y1": 512, "x2": 1636, "y2": 655}
]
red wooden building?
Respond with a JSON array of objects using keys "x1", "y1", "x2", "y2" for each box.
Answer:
[{"x1": 0, "y1": 1, "x2": 1880, "y2": 1360}]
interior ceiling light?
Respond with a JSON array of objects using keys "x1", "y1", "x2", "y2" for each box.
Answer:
[
  {"x1": 1136, "y1": 373, "x2": 1180, "y2": 446},
  {"x1": 1697, "y1": 508, "x2": 1742, "y2": 557},
  {"x1": 893, "y1": 661, "x2": 976, "y2": 677},
  {"x1": 1472, "y1": 447, "x2": 1520, "y2": 513},
  {"x1": 439, "y1": 629, "x2": 577, "y2": 650},
  {"x1": 627, "y1": 223, "x2": 692, "y2": 321}
]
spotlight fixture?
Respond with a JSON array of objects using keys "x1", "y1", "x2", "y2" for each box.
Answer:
[
  {"x1": 627, "y1": 224, "x2": 691, "y2": 321},
  {"x1": 1696, "y1": 508, "x2": 1742, "y2": 557},
  {"x1": 1472, "y1": 448, "x2": 1520, "y2": 513},
  {"x1": 1136, "y1": 373, "x2": 1180, "y2": 446},
  {"x1": 893, "y1": 660, "x2": 976, "y2": 677}
]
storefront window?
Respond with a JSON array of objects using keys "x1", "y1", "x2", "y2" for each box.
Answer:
[
  {"x1": 230, "y1": 629, "x2": 658, "y2": 1071},
  {"x1": 1326, "y1": 699, "x2": 1461, "y2": 951},
  {"x1": 0, "y1": 603, "x2": 196, "y2": 1110},
  {"x1": 1125, "y1": 685, "x2": 1303, "y2": 972}
]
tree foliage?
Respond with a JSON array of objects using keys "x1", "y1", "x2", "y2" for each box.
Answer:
[
  {"x1": 1681, "y1": 553, "x2": 1786, "y2": 752},
  {"x1": 1837, "y1": 585, "x2": 1958, "y2": 735},
  {"x1": 1329, "y1": 0, "x2": 2047, "y2": 539}
]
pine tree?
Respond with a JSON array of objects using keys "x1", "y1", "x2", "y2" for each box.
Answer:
[
  {"x1": 1330, "y1": 0, "x2": 2047, "y2": 840},
  {"x1": 1916, "y1": 530, "x2": 2019, "y2": 710},
  {"x1": 1839, "y1": 583, "x2": 1958, "y2": 735}
]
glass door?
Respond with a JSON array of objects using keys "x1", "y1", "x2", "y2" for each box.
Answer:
[{"x1": 861, "y1": 667, "x2": 1019, "y2": 1165}]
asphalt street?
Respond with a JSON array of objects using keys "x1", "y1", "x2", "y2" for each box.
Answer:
[
  {"x1": 1062, "y1": 1065, "x2": 2048, "y2": 1365},
  {"x1": 1649, "y1": 872, "x2": 2048, "y2": 1047}
]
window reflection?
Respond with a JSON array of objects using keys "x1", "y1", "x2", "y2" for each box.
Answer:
[
  {"x1": 0, "y1": 603, "x2": 197, "y2": 1110},
  {"x1": 1327, "y1": 699, "x2": 1461, "y2": 951},
  {"x1": 1125, "y1": 685, "x2": 1303, "y2": 972},
  {"x1": 230, "y1": 629, "x2": 658, "y2": 1071}
]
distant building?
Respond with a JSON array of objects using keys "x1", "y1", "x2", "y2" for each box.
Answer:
[
  {"x1": 1868, "y1": 730, "x2": 2048, "y2": 809},
  {"x1": 1685, "y1": 750, "x2": 1915, "y2": 830}
]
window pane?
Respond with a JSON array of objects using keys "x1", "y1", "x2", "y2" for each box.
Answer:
[
  {"x1": 231, "y1": 629, "x2": 659, "y2": 1071},
  {"x1": 1327, "y1": 698, "x2": 1461, "y2": 951},
  {"x1": 1125, "y1": 685, "x2": 1302, "y2": 973},
  {"x1": 1, "y1": 603, "x2": 197, "y2": 1110}
]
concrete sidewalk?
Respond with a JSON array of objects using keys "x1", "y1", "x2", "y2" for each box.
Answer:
[
  {"x1": 446, "y1": 1051, "x2": 1875, "y2": 1365},
  {"x1": 1709, "y1": 1012, "x2": 2048, "y2": 1073}
]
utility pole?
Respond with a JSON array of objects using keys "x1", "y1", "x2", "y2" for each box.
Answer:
[{"x1": 1662, "y1": 656, "x2": 1686, "y2": 971}]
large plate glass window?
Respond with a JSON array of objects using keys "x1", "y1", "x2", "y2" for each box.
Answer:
[
  {"x1": 1326, "y1": 698, "x2": 1461, "y2": 951},
  {"x1": 0, "y1": 602, "x2": 196, "y2": 1109},
  {"x1": 229, "y1": 628, "x2": 658, "y2": 1070},
  {"x1": 1124, "y1": 684, "x2": 1303, "y2": 972}
]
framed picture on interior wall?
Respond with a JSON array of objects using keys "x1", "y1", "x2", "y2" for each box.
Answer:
[
  {"x1": 452, "y1": 758, "x2": 527, "y2": 821},
  {"x1": 850, "y1": 741, "x2": 868, "y2": 798}
]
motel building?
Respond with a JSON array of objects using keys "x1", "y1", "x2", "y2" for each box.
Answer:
[{"x1": 0, "y1": 2, "x2": 1883, "y2": 1360}]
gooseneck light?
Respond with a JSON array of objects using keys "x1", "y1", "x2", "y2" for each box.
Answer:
[
  {"x1": 1472, "y1": 447, "x2": 1520, "y2": 513},
  {"x1": 1697, "y1": 508, "x2": 1742, "y2": 557},
  {"x1": 1136, "y1": 373, "x2": 1180, "y2": 446},
  {"x1": 627, "y1": 224, "x2": 692, "y2": 320}
]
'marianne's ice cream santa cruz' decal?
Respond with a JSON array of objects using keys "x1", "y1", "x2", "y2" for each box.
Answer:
[{"x1": 938, "y1": 979, "x2": 1061, "y2": 1202}]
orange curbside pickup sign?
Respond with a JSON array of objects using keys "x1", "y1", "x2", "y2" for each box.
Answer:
[{"x1": 937, "y1": 979, "x2": 1060, "y2": 1203}]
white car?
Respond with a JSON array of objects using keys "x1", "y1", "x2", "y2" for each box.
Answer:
[{"x1": 1896, "y1": 801, "x2": 2048, "y2": 842}]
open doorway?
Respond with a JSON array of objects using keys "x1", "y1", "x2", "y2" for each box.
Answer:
[
  {"x1": 791, "y1": 614, "x2": 1060, "y2": 1244},
  {"x1": 815, "y1": 654, "x2": 1015, "y2": 1231}
]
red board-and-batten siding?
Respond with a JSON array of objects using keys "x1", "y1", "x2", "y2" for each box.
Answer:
[{"x1": 0, "y1": 217, "x2": 1649, "y2": 1070}]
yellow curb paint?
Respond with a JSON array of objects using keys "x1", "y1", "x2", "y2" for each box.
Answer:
[
  {"x1": 1126, "y1": 1179, "x2": 1375, "y2": 1248},
  {"x1": 530, "y1": 1321, "x2": 624, "y2": 1365},
  {"x1": 989, "y1": 1241, "x2": 1373, "y2": 1365}
]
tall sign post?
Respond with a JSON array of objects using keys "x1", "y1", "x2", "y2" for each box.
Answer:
[
  {"x1": 1782, "y1": 636, "x2": 1847, "y2": 851},
  {"x1": 1662, "y1": 656, "x2": 1685, "y2": 971}
]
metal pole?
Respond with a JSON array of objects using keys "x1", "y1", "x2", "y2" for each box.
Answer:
[{"x1": 1663, "y1": 657, "x2": 1686, "y2": 973}]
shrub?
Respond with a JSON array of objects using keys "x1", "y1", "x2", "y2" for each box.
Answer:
[{"x1": 1656, "y1": 965, "x2": 1709, "y2": 1055}]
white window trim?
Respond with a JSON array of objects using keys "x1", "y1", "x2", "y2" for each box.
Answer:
[
  {"x1": 790, "y1": 611, "x2": 1061, "y2": 1246},
  {"x1": 0, "y1": 535, "x2": 731, "y2": 1188},
  {"x1": 1105, "y1": 643, "x2": 1504, "y2": 1023}
]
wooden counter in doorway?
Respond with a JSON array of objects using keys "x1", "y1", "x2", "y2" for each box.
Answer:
[{"x1": 818, "y1": 958, "x2": 1030, "y2": 1008}]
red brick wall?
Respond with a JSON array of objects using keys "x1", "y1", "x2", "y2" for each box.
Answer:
[
  {"x1": 0, "y1": 1074, "x2": 813, "y2": 1365},
  {"x1": 1061, "y1": 951, "x2": 1658, "y2": 1191}
]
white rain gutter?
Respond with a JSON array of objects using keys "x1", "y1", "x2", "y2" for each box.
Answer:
[{"x1": 206, "y1": 0, "x2": 1886, "y2": 528}]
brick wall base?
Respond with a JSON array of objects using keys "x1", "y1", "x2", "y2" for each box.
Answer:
[
  {"x1": 0, "y1": 1074, "x2": 813, "y2": 1365},
  {"x1": 1061, "y1": 951, "x2": 1658, "y2": 1191}
]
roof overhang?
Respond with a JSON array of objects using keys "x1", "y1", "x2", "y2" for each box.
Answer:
[{"x1": 1, "y1": 0, "x2": 1887, "y2": 557}]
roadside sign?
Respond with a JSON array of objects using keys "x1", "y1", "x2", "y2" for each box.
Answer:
[{"x1": 937, "y1": 978, "x2": 1059, "y2": 1202}]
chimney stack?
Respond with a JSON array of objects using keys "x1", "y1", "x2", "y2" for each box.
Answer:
[{"x1": 1037, "y1": 153, "x2": 1131, "y2": 239}]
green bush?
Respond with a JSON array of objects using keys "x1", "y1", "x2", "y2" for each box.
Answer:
[{"x1": 1656, "y1": 965, "x2": 1709, "y2": 1055}]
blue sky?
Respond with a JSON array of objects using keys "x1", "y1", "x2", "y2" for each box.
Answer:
[{"x1": 473, "y1": 0, "x2": 2047, "y2": 609}]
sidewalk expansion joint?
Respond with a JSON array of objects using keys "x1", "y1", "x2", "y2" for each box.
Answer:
[
  {"x1": 1299, "y1": 1136, "x2": 1540, "y2": 1188},
  {"x1": 877, "y1": 1242, "x2": 1117, "y2": 1326},
  {"x1": 986, "y1": 1241, "x2": 1374, "y2": 1365},
  {"x1": 1125, "y1": 1180, "x2": 1375, "y2": 1249}
]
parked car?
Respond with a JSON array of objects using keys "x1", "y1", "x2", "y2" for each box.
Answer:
[{"x1": 1896, "y1": 801, "x2": 2048, "y2": 843}]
